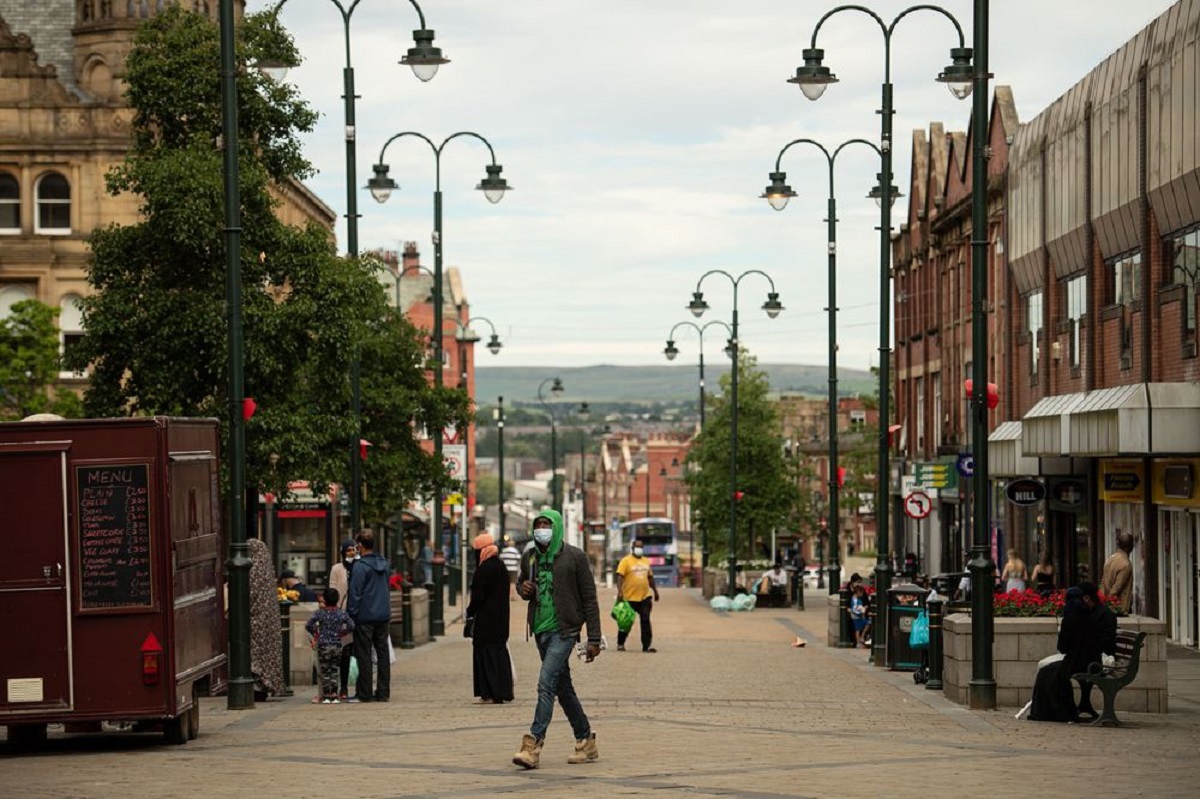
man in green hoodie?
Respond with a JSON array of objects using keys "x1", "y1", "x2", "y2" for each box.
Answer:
[{"x1": 512, "y1": 510, "x2": 602, "y2": 769}]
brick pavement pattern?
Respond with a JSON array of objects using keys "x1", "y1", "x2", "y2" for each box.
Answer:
[{"x1": 3, "y1": 587, "x2": 1199, "y2": 798}]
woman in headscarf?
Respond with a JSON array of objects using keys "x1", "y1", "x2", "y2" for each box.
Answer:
[
  {"x1": 466, "y1": 533, "x2": 513, "y2": 703},
  {"x1": 1028, "y1": 586, "x2": 1090, "y2": 721},
  {"x1": 247, "y1": 537, "x2": 284, "y2": 699}
]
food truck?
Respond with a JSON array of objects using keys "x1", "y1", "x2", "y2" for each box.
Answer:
[{"x1": 0, "y1": 417, "x2": 225, "y2": 746}]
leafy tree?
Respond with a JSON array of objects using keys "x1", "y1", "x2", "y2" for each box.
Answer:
[
  {"x1": 684, "y1": 352, "x2": 803, "y2": 564},
  {"x1": 67, "y1": 6, "x2": 467, "y2": 508},
  {"x1": 0, "y1": 300, "x2": 84, "y2": 420}
]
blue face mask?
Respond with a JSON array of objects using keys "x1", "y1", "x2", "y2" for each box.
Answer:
[{"x1": 533, "y1": 527, "x2": 553, "y2": 546}]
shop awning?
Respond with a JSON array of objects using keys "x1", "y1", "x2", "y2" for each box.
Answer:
[
  {"x1": 1022, "y1": 383, "x2": 1200, "y2": 457},
  {"x1": 988, "y1": 421, "x2": 1039, "y2": 477}
]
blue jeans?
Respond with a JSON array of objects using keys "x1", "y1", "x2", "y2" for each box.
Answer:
[{"x1": 530, "y1": 631, "x2": 590, "y2": 741}]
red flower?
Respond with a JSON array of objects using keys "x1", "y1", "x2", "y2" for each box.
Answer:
[{"x1": 389, "y1": 574, "x2": 405, "y2": 592}]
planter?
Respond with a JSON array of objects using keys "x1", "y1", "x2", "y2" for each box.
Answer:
[
  {"x1": 941, "y1": 613, "x2": 1167, "y2": 712},
  {"x1": 388, "y1": 587, "x2": 430, "y2": 647}
]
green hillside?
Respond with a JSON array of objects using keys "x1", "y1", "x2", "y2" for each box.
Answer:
[{"x1": 475, "y1": 364, "x2": 876, "y2": 404}]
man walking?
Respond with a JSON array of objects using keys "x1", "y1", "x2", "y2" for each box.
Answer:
[
  {"x1": 500, "y1": 536, "x2": 521, "y2": 600},
  {"x1": 347, "y1": 530, "x2": 391, "y2": 702},
  {"x1": 615, "y1": 539, "x2": 659, "y2": 652},
  {"x1": 512, "y1": 510, "x2": 602, "y2": 769},
  {"x1": 1100, "y1": 530, "x2": 1135, "y2": 613}
]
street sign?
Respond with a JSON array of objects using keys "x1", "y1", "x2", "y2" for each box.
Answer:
[
  {"x1": 914, "y1": 461, "x2": 954, "y2": 489},
  {"x1": 904, "y1": 490, "x2": 932, "y2": 520},
  {"x1": 1005, "y1": 478, "x2": 1046, "y2": 506},
  {"x1": 956, "y1": 453, "x2": 975, "y2": 478},
  {"x1": 446, "y1": 492, "x2": 463, "y2": 506},
  {"x1": 444, "y1": 444, "x2": 466, "y2": 480}
]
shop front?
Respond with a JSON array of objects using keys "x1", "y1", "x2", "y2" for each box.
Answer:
[
  {"x1": 1152, "y1": 459, "x2": 1200, "y2": 648},
  {"x1": 263, "y1": 482, "x2": 340, "y2": 589}
]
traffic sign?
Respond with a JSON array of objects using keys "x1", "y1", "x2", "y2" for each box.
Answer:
[
  {"x1": 444, "y1": 444, "x2": 466, "y2": 480},
  {"x1": 904, "y1": 490, "x2": 932, "y2": 520}
]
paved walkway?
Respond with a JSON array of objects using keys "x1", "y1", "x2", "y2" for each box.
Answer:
[{"x1": 3, "y1": 587, "x2": 1200, "y2": 798}]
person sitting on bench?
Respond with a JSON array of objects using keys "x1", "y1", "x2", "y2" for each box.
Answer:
[
  {"x1": 1027, "y1": 582, "x2": 1117, "y2": 722},
  {"x1": 762, "y1": 563, "x2": 789, "y2": 601}
]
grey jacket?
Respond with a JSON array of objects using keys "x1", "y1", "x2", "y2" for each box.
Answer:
[{"x1": 520, "y1": 542, "x2": 601, "y2": 645}]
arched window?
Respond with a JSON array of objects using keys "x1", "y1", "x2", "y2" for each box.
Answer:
[
  {"x1": 59, "y1": 294, "x2": 87, "y2": 378},
  {"x1": 35, "y1": 172, "x2": 71, "y2": 234},
  {"x1": 0, "y1": 284, "x2": 35, "y2": 320},
  {"x1": 79, "y1": 0, "x2": 94, "y2": 23},
  {"x1": 0, "y1": 173, "x2": 18, "y2": 233}
]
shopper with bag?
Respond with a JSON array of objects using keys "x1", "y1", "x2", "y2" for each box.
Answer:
[
  {"x1": 615, "y1": 539, "x2": 660, "y2": 652},
  {"x1": 347, "y1": 530, "x2": 392, "y2": 703},
  {"x1": 467, "y1": 533, "x2": 514, "y2": 704}
]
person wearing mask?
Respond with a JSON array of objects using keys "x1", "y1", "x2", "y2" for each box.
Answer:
[
  {"x1": 512, "y1": 511, "x2": 602, "y2": 770},
  {"x1": 1100, "y1": 530, "x2": 1135, "y2": 613},
  {"x1": 615, "y1": 539, "x2": 660, "y2": 652},
  {"x1": 328, "y1": 539, "x2": 358, "y2": 699},
  {"x1": 347, "y1": 531, "x2": 392, "y2": 703},
  {"x1": 467, "y1": 533, "x2": 513, "y2": 704}
]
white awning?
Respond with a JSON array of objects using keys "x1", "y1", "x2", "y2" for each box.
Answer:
[
  {"x1": 988, "y1": 421, "x2": 1039, "y2": 477},
  {"x1": 1022, "y1": 383, "x2": 1200, "y2": 457}
]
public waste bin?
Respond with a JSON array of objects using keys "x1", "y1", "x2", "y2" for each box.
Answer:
[{"x1": 886, "y1": 583, "x2": 926, "y2": 671}]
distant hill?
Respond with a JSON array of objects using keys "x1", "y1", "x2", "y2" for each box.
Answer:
[{"x1": 475, "y1": 364, "x2": 876, "y2": 404}]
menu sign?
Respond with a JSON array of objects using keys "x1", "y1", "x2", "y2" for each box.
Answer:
[{"x1": 77, "y1": 464, "x2": 153, "y2": 610}]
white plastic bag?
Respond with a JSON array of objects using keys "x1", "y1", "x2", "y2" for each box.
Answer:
[{"x1": 710, "y1": 596, "x2": 733, "y2": 612}]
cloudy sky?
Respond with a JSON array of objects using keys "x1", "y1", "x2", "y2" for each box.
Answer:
[{"x1": 251, "y1": 0, "x2": 1174, "y2": 369}]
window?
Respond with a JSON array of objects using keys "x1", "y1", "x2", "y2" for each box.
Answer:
[
  {"x1": 1066, "y1": 274, "x2": 1087, "y2": 369},
  {"x1": 915, "y1": 376, "x2": 925, "y2": 451},
  {"x1": 0, "y1": 173, "x2": 17, "y2": 232},
  {"x1": 59, "y1": 294, "x2": 86, "y2": 378},
  {"x1": 932, "y1": 372, "x2": 942, "y2": 450},
  {"x1": 35, "y1": 172, "x2": 71, "y2": 233},
  {"x1": 1026, "y1": 290, "x2": 1043, "y2": 377},
  {"x1": 850, "y1": 409, "x2": 866, "y2": 429},
  {"x1": 1110, "y1": 251, "x2": 1141, "y2": 306},
  {"x1": 1168, "y1": 227, "x2": 1199, "y2": 335},
  {"x1": 0, "y1": 284, "x2": 35, "y2": 320}
]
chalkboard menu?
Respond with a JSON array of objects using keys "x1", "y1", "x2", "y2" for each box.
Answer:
[{"x1": 76, "y1": 463, "x2": 153, "y2": 611}]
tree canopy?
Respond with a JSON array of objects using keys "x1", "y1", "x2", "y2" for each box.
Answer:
[
  {"x1": 67, "y1": 6, "x2": 469, "y2": 523},
  {"x1": 0, "y1": 300, "x2": 83, "y2": 421}
]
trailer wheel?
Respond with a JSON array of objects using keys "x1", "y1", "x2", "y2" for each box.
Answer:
[
  {"x1": 9, "y1": 723, "x2": 48, "y2": 749},
  {"x1": 163, "y1": 713, "x2": 187, "y2": 746}
]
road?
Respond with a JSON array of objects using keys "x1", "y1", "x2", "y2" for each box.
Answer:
[{"x1": 3, "y1": 586, "x2": 1199, "y2": 798}]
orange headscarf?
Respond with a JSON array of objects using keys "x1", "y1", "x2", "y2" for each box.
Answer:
[{"x1": 473, "y1": 532, "x2": 498, "y2": 563}]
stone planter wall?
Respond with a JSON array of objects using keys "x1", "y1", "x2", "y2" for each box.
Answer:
[
  {"x1": 942, "y1": 613, "x2": 1168, "y2": 712},
  {"x1": 390, "y1": 587, "x2": 430, "y2": 647}
]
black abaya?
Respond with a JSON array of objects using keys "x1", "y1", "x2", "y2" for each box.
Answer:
[{"x1": 467, "y1": 555, "x2": 513, "y2": 702}]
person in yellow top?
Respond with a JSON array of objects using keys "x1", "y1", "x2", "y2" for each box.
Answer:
[{"x1": 615, "y1": 540, "x2": 661, "y2": 652}]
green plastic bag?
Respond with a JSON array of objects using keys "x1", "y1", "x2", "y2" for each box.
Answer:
[
  {"x1": 611, "y1": 598, "x2": 635, "y2": 632},
  {"x1": 347, "y1": 654, "x2": 359, "y2": 687}
]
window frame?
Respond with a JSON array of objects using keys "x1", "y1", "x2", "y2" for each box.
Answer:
[
  {"x1": 34, "y1": 171, "x2": 72, "y2": 235},
  {"x1": 0, "y1": 172, "x2": 19, "y2": 234},
  {"x1": 1066, "y1": 274, "x2": 1087, "y2": 371}
]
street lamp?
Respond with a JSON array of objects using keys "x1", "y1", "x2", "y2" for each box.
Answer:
[
  {"x1": 266, "y1": 0, "x2": 449, "y2": 538},
  {"x1": 643, "y1": 459, "x2": 679, "y2": 518},
  {"x1": 575, "y1": 402, "x2": 591, "y2": 529},
  {"x1": 762, "y1": 137, "x2": 879, "y2": 607},
  {"x1": 536, "y1": 377, "x2": 565, "y2": 512},
  {"x1": 494, "y1": 396, "x2": 506, "y2": 543},
  {"x1": 789, "y1": 2, "x2": 975, "y2": 673},
  {"x1": 367, "y1": 130, "x2": 509, "y2": 599},
  {"x1": 664, "y1": 318, "x2": 732, "y2": 577},
  {"x1": 687, "y1": 270, "x2": 783, "y2": 597}
]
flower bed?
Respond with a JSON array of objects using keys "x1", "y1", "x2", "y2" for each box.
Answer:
[{"x1": 993, "y1": 588, "x2": 1123, "y2": 617}]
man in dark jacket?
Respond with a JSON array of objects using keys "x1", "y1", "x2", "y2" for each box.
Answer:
[
  {"x1": 512, "y1": 510, "x2": 602, "y2": 770},
  {"x1": 347, "y1": 531, "x2": 392, "y2": 702}
]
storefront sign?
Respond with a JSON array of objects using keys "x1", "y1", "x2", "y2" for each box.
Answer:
[
  {"x1": 1100, "y1": 460, "x2": 1144, "y2": 503},
  {"x1": 1152, "y1": 459, "x2": 1200, "y2": 507},
  {"x1": 1005, "y1": 478, "x2": 1046, "y2": 506},
  {"x1": 1047, "y1": 477, "x2": 1087, "y2": 513}
]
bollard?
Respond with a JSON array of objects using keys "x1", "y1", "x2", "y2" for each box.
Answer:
[
  {"x1": 400, "y1": 580, "x2": 415, "y2": 650},
  {"x1": 431, "y1": 551, "x2": 445, "y2": 638},
  {"x1": 837, "y1": 587, "x2": 854, "y2": 648},
  {"x1": 925, "y1": 597, "x2": 944, "y2": 690},
  {"x1": 794, "y1": 572, "x2": 805, "y2": 611},
  {"x1": 278, "y1": 600, "x2": 294, "y2": 696}
]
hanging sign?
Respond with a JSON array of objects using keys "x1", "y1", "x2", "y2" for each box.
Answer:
[{"x1": 1005, "y1": 478, "x2": 1046, "y2": 506}]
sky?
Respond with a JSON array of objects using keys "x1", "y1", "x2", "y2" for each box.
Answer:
[{"x1": 250, "y1": 0, "x2": 1176, "y2": 369}]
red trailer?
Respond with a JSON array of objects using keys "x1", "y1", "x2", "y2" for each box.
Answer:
[{"x1": 0, "y1": 417, "x2": 226, "y2": 746}]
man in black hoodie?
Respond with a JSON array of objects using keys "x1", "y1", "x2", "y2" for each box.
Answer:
[{"x1": 347, "y1": 531, "x2": 392, "y2": 702}]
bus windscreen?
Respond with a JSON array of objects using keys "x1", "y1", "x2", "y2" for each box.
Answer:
[{"x1": 638, "y1": 523, "x2": 674, "y2": 544}]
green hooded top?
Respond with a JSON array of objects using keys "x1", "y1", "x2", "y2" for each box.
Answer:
[{"x1": 531, "y1": 509, "x2": 564, "y2": 635}]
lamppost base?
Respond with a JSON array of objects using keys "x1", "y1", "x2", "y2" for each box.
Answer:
[
  {"x1": 226, "y1": 678, "x2": 255, "y2": 710},
  {"x1": 968, "y1": 679, "x2": 997, "y2": 710}
]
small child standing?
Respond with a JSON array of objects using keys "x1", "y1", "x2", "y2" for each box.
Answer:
[
  {"x1": 305, "y1": 587, "x2": 355, "y2": 704},
  {"x1": 850, "y1": 584, "x2": 868, "y2": 648}
]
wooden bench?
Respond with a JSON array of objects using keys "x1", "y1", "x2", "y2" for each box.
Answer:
[{"x1": 1071, "y1": 629, "x2": 1147, "y2": 727}]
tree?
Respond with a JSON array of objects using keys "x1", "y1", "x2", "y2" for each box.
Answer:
[
  {"x1": 67, "y1": 6, "x2": 468, "y2": 508},
  {"x1": 0, "y1": 300, "x2": 84, "y2": 420},
  {"x1": 684, "y1": 351, "x2": 803, "y2": 564}
]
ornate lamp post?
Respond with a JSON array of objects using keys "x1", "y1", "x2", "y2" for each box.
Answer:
[
  {"x1": 366, "y1": 130, "x2": 509, "y2": 584},
  {"x1": 494, "y1": 397, "x2": 506, "y2": 542},
  {"x1": 536, "y1": 377, "x2": 565, "y2": 512},
  {"x1": 687, "y1": 270, "x2": 783, "y2": 596},
  {"x1": 789, "y1": 2, "x2": 973, "y2": 670},
  {"x1": 665, "y1": 320, "x2": 733, "y2": 582},
  {"x1": 265, "y1": 0, "x2": 449, "y2": 536},
  {"x1": 761, "y1": 137, "x2": 879, "y2": 601}
]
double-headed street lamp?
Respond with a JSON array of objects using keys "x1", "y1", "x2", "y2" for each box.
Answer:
[
  {"x1": 664, "y1": 319, "x2": 733, "y2": 576},
  {"x1": 687, "y1": 270, "x2": 783, "y2": 597},
  {"x1": 789, "y1": 1, "x2": 972, "y2": 671},
  {"x1": 536, "y1": 377, "x2": 565, "y2": 512},
  {"x1": 367, "y1": 131, "x2": 510, "y2": 576},
  {"x1": 762, "y1": 137, "x2": 879, "y2": 606},
  {"x1": 266, "y1": 0, "x2": 449, "y2": 537}
]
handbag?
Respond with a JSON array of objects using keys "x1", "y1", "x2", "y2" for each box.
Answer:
[
  {"x1": 909, "y1": 610, "x2": 930, "y2": 648},
  {"x1": 463, "y1": 616, "x2": 476, "y2": 639}
]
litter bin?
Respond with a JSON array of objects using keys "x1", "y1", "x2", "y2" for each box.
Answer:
[{"x1": 886, "y1": 583, "x2": 926, "y2": 671}]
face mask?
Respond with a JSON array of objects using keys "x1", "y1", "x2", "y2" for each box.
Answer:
[
  {"x1": 633, "y1": 547, "x2": 644, "y2": 557},
  {"x1": 344, "y1": 556, "x2": 354, "y2": 565},
  {"x1": 533, "y1": 527, "x2": 553, "y2": 546}
]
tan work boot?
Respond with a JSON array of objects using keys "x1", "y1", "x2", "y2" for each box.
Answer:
[
  {"x1": 512, "y1": 733, "x2": 543, "y2": 769},
  {"x1": 567, "y1": 731, "x2": 599, "y2": 764}
]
